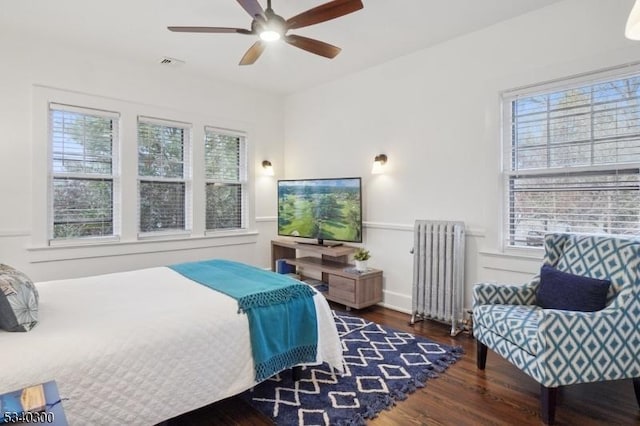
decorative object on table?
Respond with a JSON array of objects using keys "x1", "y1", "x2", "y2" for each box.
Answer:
[
  {"x1": 473, "y1": 233, "x2": 640, "y2": 424},
  {"x1": 352, "y1": 247, "x2": 371, "y2": 272},
  {"x1": 275, "y1": 259, "x2": 295, "y2": 275},
  {"x1": 242, "y1": 310, "x2": 463, "y2": 425}
]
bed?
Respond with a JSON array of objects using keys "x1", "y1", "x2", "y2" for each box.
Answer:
[{"x1": 0, "y1": 262, "x2": 344, "y2": 425}]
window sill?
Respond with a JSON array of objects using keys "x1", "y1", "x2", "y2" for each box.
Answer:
[
  {"x1": 27, "y1": 231, "x2": 259, "y2": 263},
  {"x1": 48, "y1": 236, "x2": 121, "y2": 247},
  {"x1": 478, "y1": 248, "x2": 544, "y2": 276},
  {"x1": 479, "y1": 247, "x2": 544, "y2": 261},
  {"x1": 137, "y1": 230, "x2": 192, "y2": 241},
  {"x1": 205, "y1": 228, "x2": 251, "y2": 237}
]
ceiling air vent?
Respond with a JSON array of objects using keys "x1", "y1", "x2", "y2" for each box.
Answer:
[{"x1": 159, "y1": 56, "x2": 185, "y2": 67}]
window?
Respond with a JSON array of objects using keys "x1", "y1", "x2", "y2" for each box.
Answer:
[
  {"x1": 38, "y1": 87, "x2": 256, "y2": 253},
  {"x1": 137, "y1": 117, "x2": 191, "y2": 234},
  {"x1": 504, "y1": 68, "x2": 640, "y2": 248},
  {"x1": 204, "y1": 127, "x2": 247, "y2": 231},
  {"x1": 49, "y1": 104, "x2": 119, "y2": 241}
]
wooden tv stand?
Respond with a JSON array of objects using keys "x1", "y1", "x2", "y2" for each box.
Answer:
[{"x1": 271, "y1": 239, "x2": 383, "y2": 310}]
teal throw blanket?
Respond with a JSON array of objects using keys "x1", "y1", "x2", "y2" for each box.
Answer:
[{"x1": 169, "y1": 259, "x2": 318, "y2": 381}]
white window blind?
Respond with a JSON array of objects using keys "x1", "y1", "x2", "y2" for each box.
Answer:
[
  {"x1": 137, "y1": 117, "x2": 191, "y2": 234},
  {"x1": 204, "y1": 127, "x2": 247, "y2": 231},
  {"x1": 504, "y1": 69, "x2": 640, "y2": 248},
  {"x1": 49, "y1": 103, "x2": 119, "y2": 241}
]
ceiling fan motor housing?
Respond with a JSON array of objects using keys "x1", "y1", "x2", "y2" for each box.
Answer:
[{"x1": 253, "y1": 10, "x2": 287, "y2": 37}]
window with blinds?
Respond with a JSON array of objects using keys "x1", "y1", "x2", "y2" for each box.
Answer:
[
  {"x1": 204, "y1": 127, "x2": 247, "y2": 231},
  {"x1": 504, "y1": 69, "x2": 640, "y2": 248},
  {"x1": 49, "y1": 104, "x2": 118, "y2": 241},
  {"x1": 137, "y1": 117, "x2": 191, "y2": 234}
]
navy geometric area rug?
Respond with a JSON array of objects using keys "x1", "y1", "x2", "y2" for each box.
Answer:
[{"x1": 241, "y1": 311, "x2": 464, "y2": 426}]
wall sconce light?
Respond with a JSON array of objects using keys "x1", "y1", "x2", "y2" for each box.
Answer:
[
  {"x1": 627, "y1": 0, "x2": 640, "y2": 40},
  {"x1": 262, "y1": 160, "x2": 274, "y2": 176},
  {"x1": 371, "y1": 154, "x2": 388, "y2": 174}
]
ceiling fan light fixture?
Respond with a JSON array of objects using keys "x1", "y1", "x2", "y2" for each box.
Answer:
[
  {"x1": 259, "y1": 11, "x2": 285, "y2": 42},
  {"x1": 259, "y1": 29, "x2": 281, "y2": 42}
]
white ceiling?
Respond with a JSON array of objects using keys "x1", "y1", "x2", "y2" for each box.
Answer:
[{"x1": 3, "y1": 0, "x2": 562, "y2": 95}]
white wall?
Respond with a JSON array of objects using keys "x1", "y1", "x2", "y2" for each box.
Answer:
[
  {"x1": 3, "y1": 0, "x2": 639, "y2": 309},
  {"x1": 283, "y1": 0, "x2": 640, "y2": 312},
  {"x1": 0, "y1": 31, "x2": 283, "y2": 281}
]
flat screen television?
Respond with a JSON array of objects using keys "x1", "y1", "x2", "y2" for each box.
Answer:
[{"x1": 277, "y1": 177, "x2": 362, "y2": 246}]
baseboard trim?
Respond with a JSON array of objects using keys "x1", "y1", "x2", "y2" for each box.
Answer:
[{"x1": 377, "y1": 301, "x2": 412, "y2": 315}]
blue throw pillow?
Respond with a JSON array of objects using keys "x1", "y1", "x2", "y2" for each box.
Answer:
[{"x1": 536, "y1": 264, "x2": 611, "y2": 312}]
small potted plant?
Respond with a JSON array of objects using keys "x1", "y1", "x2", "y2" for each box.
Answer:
[{"x1": 353, "y1": 247, "x2": 371, "y2": 272}]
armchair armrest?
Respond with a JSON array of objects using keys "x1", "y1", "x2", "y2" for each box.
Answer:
[
  {"x1": 538, "y1": 306, "x2": 622, "y2": 333},
  {"x1": 472, "y1": 276, "x2": 539, "y2": 307}
]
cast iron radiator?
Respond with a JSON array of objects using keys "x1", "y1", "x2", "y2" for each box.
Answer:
[{"x1": 410, "y1": 220, "x2": 465, "y2": 336}]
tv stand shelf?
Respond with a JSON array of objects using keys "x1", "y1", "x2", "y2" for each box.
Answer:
[{"x1": 271, "y1": 239, "x2": 383, "y2": 310}]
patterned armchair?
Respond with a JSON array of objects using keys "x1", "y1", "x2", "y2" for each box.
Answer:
[{"x1": 473, "y1": 233, "x2": 640, "y2": 424}]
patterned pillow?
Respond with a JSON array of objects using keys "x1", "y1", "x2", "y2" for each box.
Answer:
[
  {"x1": 536, "y1": 264, "x2": 610, "y2": 312},
  {"x1": 0, "y1": 264, "x2": 39, "y2": 332}
]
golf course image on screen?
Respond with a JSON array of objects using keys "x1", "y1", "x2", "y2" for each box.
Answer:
[{"x1": 277, "y1": 178, "x2": 362, "y2": 243}]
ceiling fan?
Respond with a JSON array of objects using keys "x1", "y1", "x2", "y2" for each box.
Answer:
[{"x1": 168, "y1": 0, "x2": 364, "y2": 65}]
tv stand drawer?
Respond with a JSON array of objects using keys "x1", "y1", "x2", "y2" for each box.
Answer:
[
  {"x1": 329, "y1": 274, "x2": 356, "y2": 298},
  {"x1": 328, "y1": 275, "x2": 355, "y2": 303}
]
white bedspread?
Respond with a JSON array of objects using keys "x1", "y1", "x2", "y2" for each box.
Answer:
[{"x1": 0, "y1": 267, "x2": 343, "y2": 425}]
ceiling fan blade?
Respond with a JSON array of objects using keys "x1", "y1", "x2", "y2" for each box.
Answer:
[
  {"x1": 239, "y1": 40, "x2": 266, "y2": 65},
  {"x1": 286, "y1": 0, "x2": 363, "y2": 30},
  {"x1": 285, "y1": 34, "x2": 341, "y2": 59},
  {"x1": 236, "y1": 0, "x2": 265, "y2": 18},
  {"x1": 168, "y1": 26, "x2": 252, "y2": 34}
]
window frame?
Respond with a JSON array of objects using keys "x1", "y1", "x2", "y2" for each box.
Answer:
[
  {"x1": 203, "y1": 126, "x2": 248, "y2": 233},
  {"x1": 48, "y1": 103, "x2": 121, "y2": 245},
  {"x1": 137, "y1": 116, "x2": 193, "y2": 238},
  {"x1": 502, "y1": 64, "x2": 640, "y2": 250}
]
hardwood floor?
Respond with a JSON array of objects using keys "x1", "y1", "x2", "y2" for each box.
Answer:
[{"x1": 166, "y1": 304, "x2": 640, "y2": 425}]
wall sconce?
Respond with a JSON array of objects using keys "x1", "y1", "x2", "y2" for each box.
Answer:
[
  {"x1": 262, "y1": 160, "x2": 274, "y2": 176},
  {"x1": 627, "y1": 0, "x2": 640, "y2": 40},
  {"x1": 371, "y1": 154, "x2": 388, "y2": 174}
]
